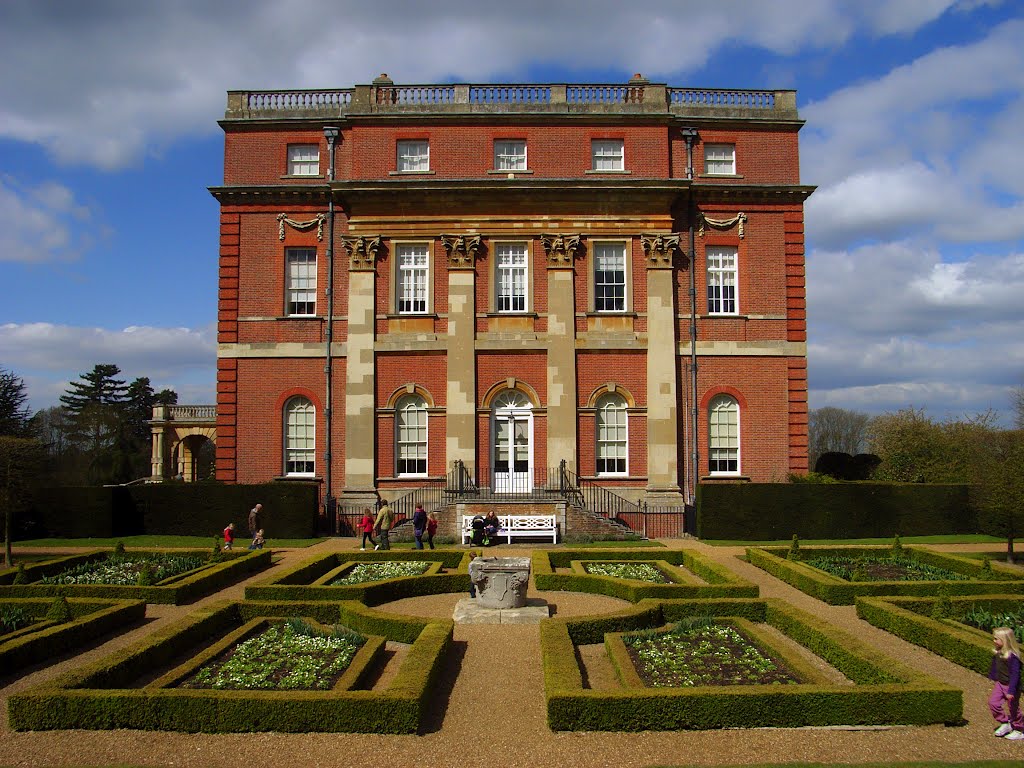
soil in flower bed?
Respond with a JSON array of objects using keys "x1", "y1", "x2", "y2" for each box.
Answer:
[
  {"x1": 623, "y1": 622, "x2": 801, "y2": 687},
  {"x1": 802, "y1": 555, "x2": 968, "y2": 582},
  {"x1": 582, "y1": 561, "x2": 672, "y2": 583},
  {"x1": 180, "y1": 619, "x2": 365, "y2": 690},
  {"x1": 39, "y1": 553, "x2": 206, "y2": 586},
  {"x1": 329, "y1": 561, "x2": 430, "y2": 585}
]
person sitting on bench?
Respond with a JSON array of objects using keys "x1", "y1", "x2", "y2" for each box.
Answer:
[
  {"x1": 470, "y1": 515, "x2": 486, "y2": 546},
  {"x1": 483, "y1": 511, "x2": 501, "y2": 545}
]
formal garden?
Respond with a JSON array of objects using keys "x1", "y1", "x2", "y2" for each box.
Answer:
[{"x1": 8, "y1": 535, "x2": 1022, "y2": 741}]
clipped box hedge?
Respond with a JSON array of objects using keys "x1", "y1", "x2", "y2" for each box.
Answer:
[
  {"x1": 244, "y1": 550, "x2": 470, "y2": 604},
  {"x1": 0, "y1": 549, "x2": 271, "y2": 605},
  {"x1": 533, "y1": 548, "x2": 758, "y2": 602},
  {"x1": 746, "y1": 545, "x2": 1024, "y2": 605},
  {"x1": 856, "y1": 594, "x2": 1023, "y2": 675},
  {"x1": 1, "y1": 597, "x2": 146, "y2": 676},
  {"x1": 541, "y1": 597, "x2": 962, "y2": 731},
  {"x1": 8, "y1": 599, "x2": 453, "y2": 733}
]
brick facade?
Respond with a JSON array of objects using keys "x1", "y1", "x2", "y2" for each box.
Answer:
[{"x1": 211, "y1": 78, "x2": 813, "y2": 524}]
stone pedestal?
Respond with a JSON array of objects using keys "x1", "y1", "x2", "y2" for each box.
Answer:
[
  {"x1": 468, "y1": 556, "x2": 530, "y2": 609},
  {"x1": 452, "y1": 597, "x2": 550, "y2": 625}
]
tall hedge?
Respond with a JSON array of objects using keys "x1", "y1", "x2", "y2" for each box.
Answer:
[
  {"x1": 24, "y1": 482, "x2": 319, "y2": 540},
  {"x1": 696, "y1": 482, "x2": 974, "y2": 540}
]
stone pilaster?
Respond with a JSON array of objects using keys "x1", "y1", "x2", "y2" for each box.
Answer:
[
  {"x1": 342, "y1": 238, "x2": 380, "y2": 492},
  {"x1": 642, "y1": 234, "x2": 683, "y2": 501},
  {"x1": 542, "y1": 234, "x2": 584, "y2": 472},
  {"x1": 444, "y1": 237, "x2": 479, "y2": 472}
]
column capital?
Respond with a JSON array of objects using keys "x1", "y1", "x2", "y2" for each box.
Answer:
[
  {"x1": 441, "y1": 234, "x2": 483, "y2": 269},
  {"x1": 541, "y1": 233, "x2": 585, "y2": 268},
  {"x1": 341, "y1": 235, "x2": 383, "y2": 271},
  {"x1": 641, "y1": 233, "x2": 682, "y2": 269}
]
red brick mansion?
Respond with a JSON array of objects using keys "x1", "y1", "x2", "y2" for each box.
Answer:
[{"x1": 208, "y1": 75, "x2": 814, "y2": 533}]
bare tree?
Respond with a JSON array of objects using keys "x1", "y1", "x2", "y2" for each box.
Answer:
[
  {"x1": 1013, "y1": 385, "x2": 1024, "y2": 430},
  {"x1": 808, "y1": 407, "x2": 871, "y2": 471}
]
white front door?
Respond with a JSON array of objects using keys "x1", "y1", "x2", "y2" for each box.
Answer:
[{"x1": 491, "y1": 391, "x2": 533, "y2": 493}]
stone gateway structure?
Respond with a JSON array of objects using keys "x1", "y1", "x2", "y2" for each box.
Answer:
[{"x1": 209, "y1": 75, "x2": 814, "y2": 533}]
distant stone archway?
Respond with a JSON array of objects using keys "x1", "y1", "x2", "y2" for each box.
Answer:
[{"x1": 149, "y1": 405, "x2": 217, "y2": 482}]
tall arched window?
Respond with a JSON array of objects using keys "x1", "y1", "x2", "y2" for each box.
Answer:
[
  {"x1": 396, "y1": 394, "x2": 427, "y2": 476},
  {"x1": 284, "y1": 396, "x2": 315, "y2": 476},
  {"x1": 708, "y1": 395, "x2": 739, "y2": 474},
  {"x1": 595, "y1": 393, "x2": 628, "y2": 475}
]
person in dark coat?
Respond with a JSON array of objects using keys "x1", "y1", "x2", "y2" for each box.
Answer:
[{"x1": 412, "y1": 503, "x2": 428, "y2": 550}]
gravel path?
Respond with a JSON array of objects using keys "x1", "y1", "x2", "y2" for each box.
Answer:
[{"x1": 3, "y1": 539, "x2": 1024, "y2": 767}]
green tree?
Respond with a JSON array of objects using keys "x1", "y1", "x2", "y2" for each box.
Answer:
[
  {"x1": 59, "y1": 364, "x2": 128, "y2": 484},
  {"x1": 972, "y1": 429, "x2": 1024, "y2": 563},
  {"x1": 0, "y1": 436, "x2": 44, "y2": 566},
  {"x1": 868, "y1": 407, "x2": 994, "y2": 484},
  {"x1": 0, "y1": 368, "x2": 34, "y2": 438},
  {"x1": 808, "y1": 407, "x2": 870, "y2": 470}
]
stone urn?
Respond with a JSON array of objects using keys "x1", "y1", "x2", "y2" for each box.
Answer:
[{"x1": 468, "y1": 556, "x2": 531, "y2": 609}]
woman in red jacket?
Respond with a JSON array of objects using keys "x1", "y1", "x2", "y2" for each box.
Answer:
[{"x1": 359, "y1": 509, "x2": 377, "y2": 551}]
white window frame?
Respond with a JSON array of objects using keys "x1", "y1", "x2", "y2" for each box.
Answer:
[
  {"x1": 706, "y1": 246, "x2": 738, "y2": 315},
  {"x1": 708, "y1": 395, "x2": 740, "y2": 475},
  {"x1": 284, "y1": 397, "x2": 315, "y2": 476},
  {"x1": 494, "y1": 140, "x2": 527, "y2": 171},
  {"x1": 287, "y1": 144, "x2": 320, "y2": 176},
  {"x1": 595, "y1": 393, "x2": 628, "y2": 476},
  {"x1": 593, "y1": 241, "x2": 628, "y2": 313},
  {"x1": 396, "y1": 394, "x2": 428, "y2": 477},
  {"x1": 591, "y1": 139, "x2": 624, "y2": 171},
  {"x1": 396, "y1": 243, "x2": 430, "y2": 314},
  {"x1": 285, "y1": 248, "x2": 317, "y2": 316},
  {"x1": 704, "y1": 144, "x2": 736, "y2": 175},
  {"x1": 397, "y1": 140, "x2": 430, "y2": 172},
  {"x1": 495, "y1": 242, "x2": 528, "y2": 313}
]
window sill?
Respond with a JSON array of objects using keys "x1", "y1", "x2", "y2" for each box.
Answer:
[
  {"x1": 486, "y1": 312, "x2": 538, "y2": 318},
  {"x1": 698, "y1": 173, "x2": 744, "y2": 179},
  {"x1": 702, "y1": 313, "x2": 745, "y2": 319},
  {"x1": 386, "y1": 313, "x2": 438, "y2": 320},
  {"x1": 389, "y1": 170, "x2": 436, "y2": 176},
  {"x1": 586, "y1": 311, "x2": 637, "y2": 318},
  {"x1": 585, "y1": 169, "x2": 631, "y2": 175},
  {"x1": 487, "y1": 169, "x2": 533, "y2": 175},
  {"x1": 280, "y1": 174, "x2": 324, "y2": 180},
  {"x1": 278, "y1": 315, "x2": 323, "y2": 320}
]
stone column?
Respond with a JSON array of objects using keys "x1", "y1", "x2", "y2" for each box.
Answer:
[
  {"x1": 341, "y1": 237, "x2": 381, "y2": 506},
  {"x1": 150, "y1": 405, "x2": 168, "y2": 479},
  {"x1": 642, "y1": 234, "x2": 683, "y2": 502},
  {"x1": 442, "y1": 235, "x2": 481, "y2": 473},
  {"x1": 542, "y1": 234, "x2": 583, "y2": 472}
]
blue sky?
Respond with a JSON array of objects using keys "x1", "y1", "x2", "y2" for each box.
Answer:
[{"x1": 1, "y1": 0, "x2": 1022, "y2": 424}]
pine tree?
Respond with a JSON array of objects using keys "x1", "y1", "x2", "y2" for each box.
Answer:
[
  {"x1": 59, "y1": 364, "x2": 128, "y2": 484},
  {"x1": 0, "y1": 368, "x2": 34, "y2": 438}
]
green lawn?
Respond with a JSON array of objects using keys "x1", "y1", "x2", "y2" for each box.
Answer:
[
  {"x1": 703, "y1": 534, "x2": 1003, "y2": 547},
  {"x1": 6, "y1": 535, "x2": 328, "y2": 549}
]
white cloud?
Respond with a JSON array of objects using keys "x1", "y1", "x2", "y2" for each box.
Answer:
[
  {"x1": 0, "y1": 0, "x2": 972, "y2": 170},
  {"x1": 0, "y1": 322, "x2": 216, "y2": 410},
  {"x1": 0, "y1": 176, "x2": 102, "y2": 262}
]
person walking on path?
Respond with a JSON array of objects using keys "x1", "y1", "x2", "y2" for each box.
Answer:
[
  {"x1": 426, "y1": 511, "x2": 439, "y2": 550},
  {"x1": 412, "y1": 503, "x2": 428, "y2": 550},
  {"x1": 374, "y1": 502, "x2": 395, "y2": 551},
  {"x1": 222, "y1": 522, "x2": 236, "y2": 551},
  {"x1": 989, "y1": 626, "x2": 1024, "y2": 739},
  {"x1": 358, "y1": 508, "x2": 377, "y2": 551},
  {"x1": 248, "y1": 504, "x2": 262, "y2": 538}
]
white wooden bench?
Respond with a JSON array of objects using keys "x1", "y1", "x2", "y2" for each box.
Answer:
[{"x1": 461, "y1": 514, "x2": 558, "y2": 544}]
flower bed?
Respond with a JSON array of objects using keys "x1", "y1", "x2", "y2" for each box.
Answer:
[
  {"x1": 1, "y1": 597, "x2": 146, "y2": 677},
  {"x1": 245, "y1": 550, "x2": 467, "y2": 604},
  {"x1": 542, "y1": 597, "x2": 961, "y2": 730},
  {"x1": 9, "y1": 599, "x2": 451, "y2": 733},
  {"x1": 534, "y1": 549, "x2": 758, "y2": 602},
  {"x1": 0, "y1": 548, "x2": 271, "y2": 604},
  {"x1": 580, "y1": 561, "x2": 673, "y2": 584},
  {"x1": 39, "y1": 552, "x2": 205, "y2": 586},
  {"x1": 619, "y1": 620, "x2": 800, "y2": 687},
  {"x1": 747, "y1": 545, "x2": 1024, "y2": 605},
  {"x1": 857, "y1": 594, "x2": 1024, "y2": 675},
  {"x1": 802, "y1": 554, "x2": 968, "y2": 582}
]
